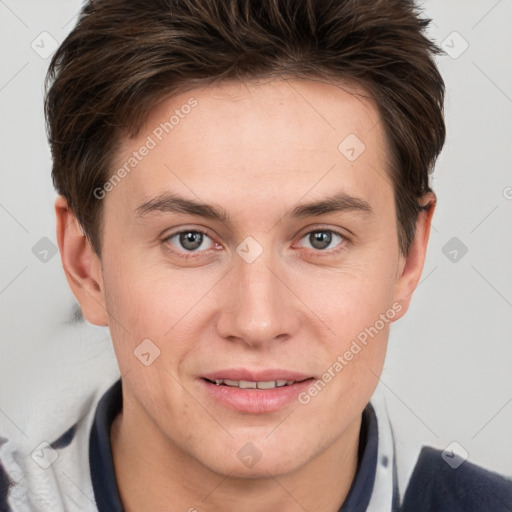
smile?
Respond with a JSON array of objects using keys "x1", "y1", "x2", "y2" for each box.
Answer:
[
  {"x1": 200, "y1": 373, "x2": 315, "y2": 413},
  {"x1": 206, "y1": 378, "x2": 298, "y2": 389}
]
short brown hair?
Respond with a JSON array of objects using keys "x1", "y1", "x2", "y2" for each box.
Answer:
[{"x1": 45, "y1": 0, "x2": 445, "y2": 255}]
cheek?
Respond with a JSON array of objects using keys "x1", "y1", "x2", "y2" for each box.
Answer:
[
  {"x1": 295, "y1": 270, "x2": 393, "y2": 421},
  {"x1": 99, "y1": 254, "x2": 166, "y2": 357},
  {"x1": 101, "y1": 248, "x2": 183, "y2": 327},
  {"x1": 290, "y1": 249, "x2": 398, "y2": 393},
  {"x1": 100, "y1": 254, "x2": 220, "y2": 367},
  {"x1": 294, "y1": 255, "x2": 398, "y2": 341}
]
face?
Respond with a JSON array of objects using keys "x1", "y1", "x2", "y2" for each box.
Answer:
[{"x1": 87, "y1": 78, "x2": 412, "y2": 477}]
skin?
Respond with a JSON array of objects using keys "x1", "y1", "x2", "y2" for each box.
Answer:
[{"x1": 55, "y1": 78, "x2": 435, "y2": 512}]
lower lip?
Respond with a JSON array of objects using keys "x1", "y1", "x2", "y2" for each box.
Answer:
[{"x1": 200, "y1": 378, "x2": 314, "y2": 413}]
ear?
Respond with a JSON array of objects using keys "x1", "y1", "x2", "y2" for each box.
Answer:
[
  {"x1": 392, "y1": 192, "x2": 436, "y2": 320},
  {"x1": 55, "y1": 195, "x2": 108, "y2": 326}
]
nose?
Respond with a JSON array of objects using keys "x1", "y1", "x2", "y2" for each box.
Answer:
[{"x1": 215, "y1": 246, "x2": 301, "y2": 348}]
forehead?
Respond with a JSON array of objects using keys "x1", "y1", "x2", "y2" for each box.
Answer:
[{"x1": 109, "y1": 78, "x2": 393, "y2": 224}]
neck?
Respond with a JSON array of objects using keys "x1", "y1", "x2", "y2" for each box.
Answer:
[{"x1": 110, "y1": 401, "x2": 361, "y2": 512}]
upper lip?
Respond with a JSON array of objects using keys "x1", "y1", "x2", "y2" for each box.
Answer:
[{"x1": 202, "y1": 369, "x2": 312, "y2": 382}]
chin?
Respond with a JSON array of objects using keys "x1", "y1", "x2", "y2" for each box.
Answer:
[
  {"x1": 209, "y1": 459, "x2": 300, "y2": 480},
  {"x1": 196, "y1": 441, "x2": 311, "y2": 480}
]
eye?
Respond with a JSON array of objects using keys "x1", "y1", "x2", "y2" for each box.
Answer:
[
  {"x1": 165, "y1": 230, "x2": 215, "y2": 253},
  {"x1": 299, "y1": 230, "x2": 345, "y2": 251}
]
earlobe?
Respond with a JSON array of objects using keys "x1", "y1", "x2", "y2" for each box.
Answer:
[
  {"x1": 392, "y1": 193, "x2": 436, "y2": 320},
  {"x1": 55, "y1": 195, "x2": 108, "y2": 326}
]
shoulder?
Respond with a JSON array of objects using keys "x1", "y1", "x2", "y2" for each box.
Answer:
[
  {"x1": 401, "y1": 446, "x2": 512, "y2": 512},
  {"x1": 0, "y1": 384, "x2": 109, "y2": 512},
  {"x1": 0, "y1": 440, "x2": 14, "y2": 512}
]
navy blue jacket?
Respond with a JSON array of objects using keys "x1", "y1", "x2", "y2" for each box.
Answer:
[{"x1": 400, "y1": 446, "x2": 512, "y2": 512}]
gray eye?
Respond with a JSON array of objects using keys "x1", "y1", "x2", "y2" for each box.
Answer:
[
  {"x1": 167, "y1": 231, "x2": 214, "y2": 252},
  {"x1": 180, "y1": 231, "x2": 203, "y2": 250},
  {"x1": 302, "y1": 231, "x2": 343, "y2": 251}
]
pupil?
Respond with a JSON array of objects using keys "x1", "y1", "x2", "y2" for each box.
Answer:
[
  {"x1": 180, "y1": 232, "x2": 202, "y2": 250},
  {"x1": 310, "y1": 231, "x2": 331, "y2": 250}
]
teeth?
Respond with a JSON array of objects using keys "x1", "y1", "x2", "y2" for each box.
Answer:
[
  {"x1": 212, "y1": 379, "x2": 296, "y2": 388},
  {"x1": 239, "y1": 380, "x2": 257, "y2": 389},
  {"x1": 257, "y1": 381, "x2": 277, "y2": 389}
]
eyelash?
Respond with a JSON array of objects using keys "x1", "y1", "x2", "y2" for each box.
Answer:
[{"x1": 162, "y1": 227, "x2": 350, "y2": 260}]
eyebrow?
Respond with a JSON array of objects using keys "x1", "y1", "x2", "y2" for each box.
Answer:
[{"x1": 134, "y1": 191, "x2": 373, "y2": 222}]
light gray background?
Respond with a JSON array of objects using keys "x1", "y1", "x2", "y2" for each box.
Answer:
[{"x1": 1, "y1": 0, "x2": 511, "y2": 483}]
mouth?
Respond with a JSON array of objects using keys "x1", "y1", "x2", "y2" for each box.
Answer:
[
  {"x1": 204, "y1": 378, "x2": 307, "y2": 389},
  {"x1": 199, "y1": 370, "x2": 315, "y2": 413}
]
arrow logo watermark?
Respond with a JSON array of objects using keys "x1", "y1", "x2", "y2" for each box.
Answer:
[
  {"x1": 32, "y1": 237, "x2": 58, "y2": 263},
  {"x1": 441, "y1": 31, "x2": 469, "y2": 59},
  {"x1": 441, "y1": 441, "x2": 469, "y2": 469},
  {"x1": 237, "y1": 442, "x2": 262, "y2": 468},
  {"x1": 236, "y1": 236, "x2": 263, "y2": 264},
  {"x1": 442, "y1": 236, "x2": 468, "y2": 263},
  {"x1": 30, "y1": 31, "x2": 58, "y2": 59},
  {"x1": 134, "y1": 338, "x2": 161, "y2": 366},
  {"x1": 338, "y1": 133, "x2": 366, "y2": 162}
]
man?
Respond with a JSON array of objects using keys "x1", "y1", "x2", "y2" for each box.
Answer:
[{"x1": 1, "y1": 0, "x2": 510, "y2": 511}]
